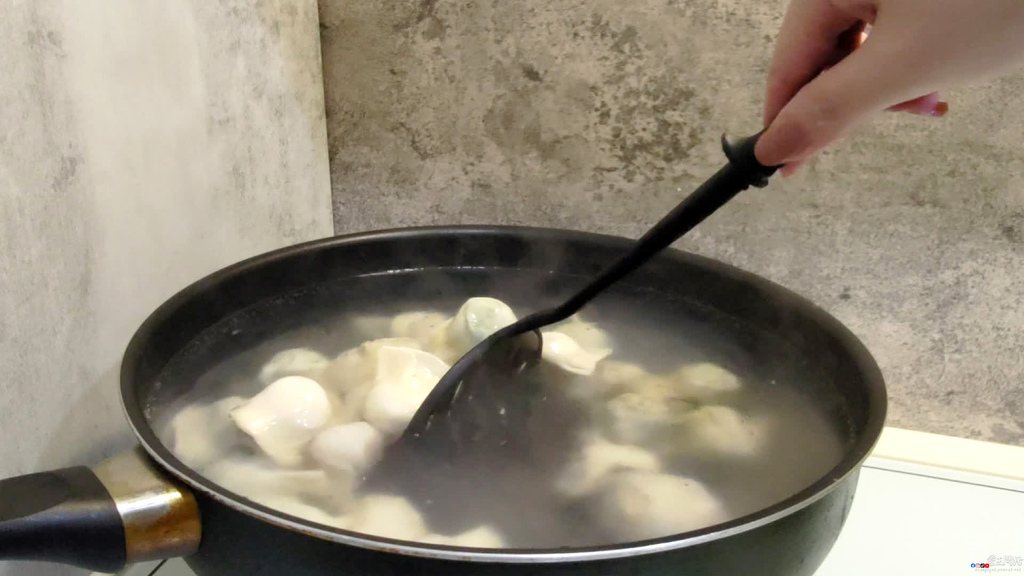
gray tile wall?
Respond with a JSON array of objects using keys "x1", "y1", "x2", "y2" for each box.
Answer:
[
  {"x1": 321, "y1": 0, "x2": 1024, "y2": 445},
  {"x1": 0, "y1": 2, "x2": 332, "y2": 574}
]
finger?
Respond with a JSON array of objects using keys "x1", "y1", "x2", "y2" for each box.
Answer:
[
  {"x1": 757, "y1": 28, "x2": 924, "y2": 166},
  {"x1": 764, "y1": 0, "x2": 874, "y2": 125}
]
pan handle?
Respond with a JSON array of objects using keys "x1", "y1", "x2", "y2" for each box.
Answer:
[{"x1": 0, "y1": 447, "x2": 201, "y2": 572}]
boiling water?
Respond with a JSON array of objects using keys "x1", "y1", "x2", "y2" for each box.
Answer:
[{"x1": 150, "y1": 268, "x2": 847, "y2": 548}]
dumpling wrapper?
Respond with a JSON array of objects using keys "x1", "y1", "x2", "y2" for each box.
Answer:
[
  {"x1": 427, "y1": 297, "x2": 517, "y2": 363},
  {"x1": 390, "y1": 311, "x2": 448, "y2": 346},
  {"x1": 550, "y1": 317, "x2": 612, "y2": 355},
  {"x1": 258, "y1": 348, "x2": 331, "y2": 386},
  {"x1": 673, "y1": 405, "x2": 765, "y2": 457},
  {"x1": 420, "y1": 525, "x2": 507, "y2": 548},
  {"x1": 555, "y1": 434, "x2": 661, "y2": 498},
  {"x1": 362, "y1": 346, "x2": 450, "y2": 438},
  {"x1": 347, "y1": 495, "x2": 428, "y2": 541},
  {"x1": 541, "y1": 331, "x2": 611, "y2": 377},
  {"x1": 309, "y1": 421, "x2": 385, "y2": 475},
  {"x1": 320, "y1": 337, "x2": 422, "y2": 395},
  {"x1": 168, "y1": 396, "x2": 246, "y2": 469},
  {"x1": 230, "y1": 376, "x2": 333, "y2": 467},
  {"x1": 672, "y1": 363, "x2": 742, "y2": 403},
  {"x1": 251, "y1": 495, "x2": 350, "y2": 529},
  {"x1": 591, "y1": 470, "x2": 728, "y2": 541},
  {"x1": 202, "y1": 458, "x2": 353, "y2": 513},
  {"x1": 602, "y1": 392, "x2": 696, "y2": 446}
]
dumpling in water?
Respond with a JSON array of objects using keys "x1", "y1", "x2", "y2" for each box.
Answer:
[
  {"x1": 347, "y1": 495, "x2": 428, "y2": 541},
  {"x1": 541, "y1": 331, "x2": 611, "y2": 376},
  {"x1": 590, "y1": 470, "x2": 727, "y2": 541},
  {"x1": 319, "y1": 337, "x2": 422, "y2": 424},
  {"x1": 309, "y1": 421, "x2": 385, "y2": 475},
  {"x1": 320, "y1": 337, "x2": 422, "y2": 394},
  {"x1": 202, "y1": 457, "x2": 352, "y2": 514},
  {"x1": 251, "y1": 495, "x2": 350, "y2": 529},
  {"x1": 601, "y1": 392, "x2": 695, "y2": 446},
  {"x1": 167, "y1": 396, "x2": 246, "y2": 469},
  {"x1": 555, "y1": 434, "x2": 662, "y2": 498},
  {"x1": 426, "y1": 297, "x2": 517, "y2": 363},
  {"x1": 390, "y1": 311, "x2": 448, "y2": 346},
  {"x1": 420, "y1": 525, "x2": 507, "y2": 548},
  {"x1": 672, "y1": 363, "x2": 742, "y2": 403},
  {"x1": 230, "y1": 376, "x2": 333, "y2": 467},
  {"x1": 361, "y1": 346, "x2": 450, "y2": 438},
  {"x1": 550, "y1": 317, "x2": 612, "y2": 356},
  {"x1": 673, "y1": 405, "x2": 766, "y2": 457},
  {"x1": 258, "y1": 348, "x2": 331, "y2": 386}
]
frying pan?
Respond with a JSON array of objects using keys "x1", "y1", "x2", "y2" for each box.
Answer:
[{"x1": 0, "y1": 226, "x2": 886, "y2": 576}]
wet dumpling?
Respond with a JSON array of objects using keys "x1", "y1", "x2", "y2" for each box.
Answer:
[
  {"x1": 673, "y1": 405, "x2": 765, "y2": 457},
  {"x1": 390, "y1": 311, "x2": 448, "y2": 346},
  {"x1": 590, "y1": 470, "x2": 727, "y2": 540},
  {"x1": 362, "y1": 346, "x2": 450, "y2": 438},
  {"x1": 320, "y1": 337, "x2": 422, "y2": 394},
  {"x1": 420, "y1": 525, "x2": 507, "y2": 548},
  {"x1": 601, "y1": 392, "x2": 695, "y2": 446},
  {"x1": 555, "y1": 434, "x2": 662, "y2": 498},
  {"x1": 427, "y1": 297, "x2": 517, "y2": 363},
  {"x1": 319, "y1": 337, "x2": 422, "y2": 424},
  {"x1": 309, "y1": 421, "x2": 385, "y2": 475},
  {"x1": 202, "y1": 457, "x2": 351, "y2": 513},
  {"x1": 348, "y1": 495, "x2": 428, "y2": 541},
  {"x1": 672, "y1": 363, "x2": 742, "y2": 403},
  {"x1": 541, "y1": 331, "x2": 611, "y2": 376},
  {"x1": 550, "y1": 317, "x2": 612, "y2": 356},
  {"x1": 230, "y1": 376, "x2": 333, "y2": 467},
  {"x1": 252, "y1": 495, "x2": 350, "y2": 529},
  {"x1": 258, "y1": 348, "x2": 331, "y2": 386},
  {"x1": 168, "y1": 396, "x2": 246, "y2": 469}
]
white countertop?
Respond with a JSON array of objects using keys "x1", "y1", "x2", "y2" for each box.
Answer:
[{"x1": 111, "y1": 428, "x2": 1024, "y2": 576}]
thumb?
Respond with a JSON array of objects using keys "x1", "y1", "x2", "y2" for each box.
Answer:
[{"x1": 755, "y1": 31, "x2": 921, "y2": 167}]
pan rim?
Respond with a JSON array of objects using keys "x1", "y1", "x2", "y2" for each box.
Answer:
[{"x1": 120, "y1": 224, "x2": 887, "y2": 563}]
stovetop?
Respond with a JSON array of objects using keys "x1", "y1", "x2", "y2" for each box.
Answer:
[{"x1": 111, "y1": 430, "x2": 1024, "y2": 576}]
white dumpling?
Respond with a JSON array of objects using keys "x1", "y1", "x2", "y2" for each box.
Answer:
[
  {"x1": 555, "y1": 435, "x2": 661, "y2": 498},
  {"x1": 595, "y1": 361, "x2": 647, "y2": 390},
  {"x1": 591, "y1": 471, "x2": 728, "y2": 541},
  {"x1": 673, "y1": 363, "x2": 742, "y2": 402},
  {"x1": 541, "y1": 331, "x2": 611, "y2": 376},
  {"x1": 348, "y1": 315, "x2": 392, "y2": 340},
  {"x1": 674, "y1": 405, "x2": 765, "y2": 457},
  {"x1": 362, "y1": 346, "x2": 450, "y2": 438},
  {"x1": 252, "y1": 495, "x2": 350, "y2": 529},
  {"x1": 309, "y1": 421, "x2": 385, "y2": 475},
  {"x1": 348, "y1": 495, "x2": 428, "y2": 541},
  {"x1": 168, "y1": 396, "x2": 246, "y2": 469},
  {"x1": 258, "y1": 348, "x2": 331, "y2": 386},
  {"x1": 602, "y1": 392, "x2": 694, "y2": 445},
  {"x1": 320, "y1": 337, "x2": 422, "y2": 395},
  {"x1": 202, "y1": 458, "x2": 349, "y2": 512},
  {"x1": 551, "y1": 317, "x2": 612, "y2": 355},
  {"x1": 420, "y1": 525, "x2": 507, "y2": 548},
  {"x1": 230, "y1": 376, "x2": 332, "y2": 467},
  {"x1": 427, "y1": 297, "x2": 517, "y2": 363},
  {"x1": 390, "y1": 311, "x2": 448, "y2": 346}
]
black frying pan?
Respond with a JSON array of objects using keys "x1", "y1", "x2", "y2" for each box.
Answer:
[{"x1": 0, "y1": 226, "x2": 886, "y2": 575}]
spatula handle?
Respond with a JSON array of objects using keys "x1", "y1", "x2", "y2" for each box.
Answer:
[{"x1": 549, "y1": 131, "x2": 779, "y2": 322}]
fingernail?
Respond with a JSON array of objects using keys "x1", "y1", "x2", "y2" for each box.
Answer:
[{"x1": 929, "y1": 101, "x2": 949, "y2": 117}]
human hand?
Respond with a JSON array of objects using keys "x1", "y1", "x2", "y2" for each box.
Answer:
[{"x1": 756, "y1": 0, "x2": 1024, "y2": 174}]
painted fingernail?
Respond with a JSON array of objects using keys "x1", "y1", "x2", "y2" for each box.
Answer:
[{"x1": 929, "y1": 101, "x2": 949, "y2": 117}]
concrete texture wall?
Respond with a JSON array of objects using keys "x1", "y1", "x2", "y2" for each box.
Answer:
[
  {"x1": 320, "y1": 0, "x2": 1023, "y2": 446},
  {"x1": 0, "y1": 2, "x2": 332, "y2": 574}
]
